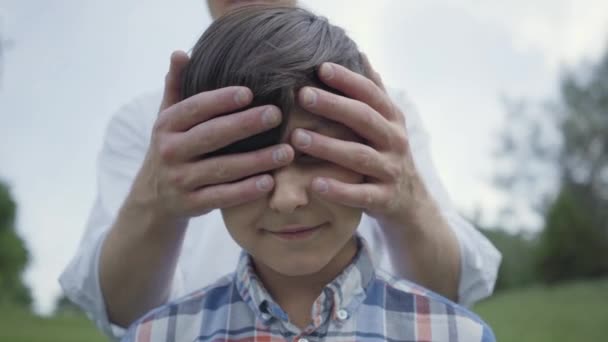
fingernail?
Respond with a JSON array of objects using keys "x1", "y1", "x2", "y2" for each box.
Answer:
[
  {"x1": 301, "y1": 88, "x2": 317, "y2": 107},
  {"x1": 256, "y1": 176, "x2": 272, "y2": 191},
  {"x1": 320, "y1": 63, "x2": 334, "y2": 80},
  {"x1": 313, "y1": 178, "x2": 328, "y2": 193},
  {"x1": 294, "y1": 130, "x2": 311, "y2": 148},
  {"x1": 262, "y1": 107, "x2": 280, "y2": 127},
  {"x1": 234, "y1": 88, "x2": 250, "y2": 106},
  {"x1": 272, "y1": 148, "x2": 288, "y2": 164}
]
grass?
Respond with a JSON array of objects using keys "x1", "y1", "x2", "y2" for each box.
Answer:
[
  {"x1": 474, "y1": 278, "x2": 608, "y2": 341},
  {"x1": 1, "y1": 279, "x2": 607, "y2": 341},
  {"x1": 0, "y1": 305, "x2": 108, "y2": 342}
]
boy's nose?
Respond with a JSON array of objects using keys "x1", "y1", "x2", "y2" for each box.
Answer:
[{"x1": 268, "y1": 166, "x2": 309, "y2": 214}]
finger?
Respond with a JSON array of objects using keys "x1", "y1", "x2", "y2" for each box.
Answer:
[
  {"x1": 311, "y1": 177, "x2": 389, "y2": 211},
  {"x1": 360, "y1": 53, "x2": 386, "y2": 92},
  {"x1": 317, "y1": 62, "x2": 395, "y2": 121},
  {"x1": 186, "y1": 174, "x2": 275, "y2": 213},
  {"x1": 160, "y1": 86, "x2": 253, "y2": 132},
  {"x1": 165, "y1": 105, "x2": 281, "y2": 161},
  {"x1": 291, "y1": 129, "x2": 395, "y2": 180},
  {"x1": 159, "y1": 51, "x2": 190, "y2": 112},
  {"x1": 299, "y1": 87, "x2": 394, "y2": 149},
  {"x1": 170, "y1": 144, "x2": 294, "y2": 190}
]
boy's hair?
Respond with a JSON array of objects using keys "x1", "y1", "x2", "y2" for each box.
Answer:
[{"x1": 181, "y1": 5, "x2": 367, "y2": 157}]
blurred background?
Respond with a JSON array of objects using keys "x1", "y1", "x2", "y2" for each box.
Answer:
[{"x1": 1, "y1": 0, "x2": 607, "y2": 341}]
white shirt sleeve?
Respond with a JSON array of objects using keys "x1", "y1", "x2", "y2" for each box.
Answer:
[
  {"x1": 58, "y1": 91, "x2": 187, "y2": 340},
  {"x1": 384, "y1": 88, "x2": 502, "y2": 306}
]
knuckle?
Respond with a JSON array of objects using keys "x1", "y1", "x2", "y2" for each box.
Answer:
[
  {"x1": 362, "y1": 105, "x2": 376, "y2": 126},
  {"x1": 158, "y1": 139, "x2": 176, "y2": 162},
  {"x1": 154, "y1": 114, "x2": 170, "y2": 132},
  {"x1": 364, "y1": 190, "x2": 374, "y2": 207},
  {"x1": 209, "y1": 158, "x2": 232, "y2": 181},
  {"x1": 392, "y1": 130, "x2": 409, "y2": 153},
  {"x1": 237, "y1": 110, "x2": 259, "y2": 131},
  {"x1": 167, "y1": 168, "x2": 187, "y2": 189},
  {"x1": 365, "y1": 78, "x2": 377, "y2": 93},
  {"x1": 203, "y1": 188, "x2": 227, "y2": 209},
  {"x1": 183, "y1": 192, "x2": 205, "y2": 214},
  {"x1": 383, "y1": 162, "x2": 401, "y2": 180},
  {"x1": 325, "y1": 92, "x2": 340, "y2": 110},
  {"x1": 352, "y1": 147, "x2": 374, "y2": 169},
  {"x1": 195, "y1": 129, "x2": 213, "y2": 151},
  {"x1": 180, "y1": 97, "x2": 200, "y2": 117}
]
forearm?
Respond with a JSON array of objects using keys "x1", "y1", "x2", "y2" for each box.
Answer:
[
  {"x1": 100, "y1": 194, "x2": 188, "y2": 328},
  {"x1": 379, "y1": 179, "x2": 461, "y2": 301}
]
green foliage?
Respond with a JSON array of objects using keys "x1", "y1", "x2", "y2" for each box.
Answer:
[
  {"x1": 0, "y1": 304, "x2": 107, "y2": 342},
  {"x1": 534, "y1": 47, "x2": 608, "y2": 284},
  {"x1": 0, "y1": 179, "x2": 16, "y2": 232},
  {"x1": 493, "y1": 43, "x2": 608, "y2": 286},
  {"x1": 0, "y1": 180, "x2": 32, "y2": 307},
  {"x1": 537, "y1": 183, "x2": 608, "y2": 283},
  {"x1": 474, "y1": 279, "x2": 608, "y2": 342},
  {"x1": 479, "y1": 228, "x2": 538, "y2": 291}
]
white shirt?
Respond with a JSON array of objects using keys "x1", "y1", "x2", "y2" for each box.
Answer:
[{"x1": 59, "y1": 89, "x2": 501, "y2": 340}]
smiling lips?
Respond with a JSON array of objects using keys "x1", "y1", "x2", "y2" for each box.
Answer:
[{"x1": 267, "y1": 224, "x2": 324, "y2": 240}]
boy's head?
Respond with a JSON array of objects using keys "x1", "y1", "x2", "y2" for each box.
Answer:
[
  {"x1": 206, "y1": 0, "x2": 297, "y2": 20},
  {"x1": 182, "y1": 6, "x2": 369, "y2": 277}
]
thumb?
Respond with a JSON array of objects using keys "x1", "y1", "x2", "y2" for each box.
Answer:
[{"x1": 159, "y1": 50, "x2": 190, "y2": 112}]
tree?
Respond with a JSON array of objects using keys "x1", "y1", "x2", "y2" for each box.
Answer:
[
  {"x1": 0, "y1": 180, "x2": 32, "y2": 307},
  {"x1": 537, "y1": 182, "x2": 608, "y2": 283},
  {"x1": 494, "y1": 42, "x2": 608, "y2": 283},
  {"x1": 479, "y1": 228, "x2": 538, "y2": 291}
]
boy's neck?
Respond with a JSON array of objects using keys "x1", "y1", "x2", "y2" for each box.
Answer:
[{"x1": 252, "y1": 237, "x2": 358, "y2": 329}]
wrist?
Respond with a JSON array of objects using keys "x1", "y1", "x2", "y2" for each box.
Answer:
[
  {"x1": 121, "y1": 189, "x2": 189, "y2": 239},
  {"x1": 380, "y1": 175, "x2": 438, "y2": 232}
]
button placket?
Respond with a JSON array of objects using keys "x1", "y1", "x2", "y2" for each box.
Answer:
[{"x1": 336, "y1": 309, "x2": 349, "y2": 321}]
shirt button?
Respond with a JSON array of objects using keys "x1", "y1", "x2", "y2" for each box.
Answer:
[
  {"x1": 297, "y1": 338, "x2": 309, "y2": 342},
  {"x1": 336, "y1": 309, "x2": 349, "y2": 321}
]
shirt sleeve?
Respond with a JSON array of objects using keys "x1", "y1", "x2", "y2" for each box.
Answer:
[
  {"x1": 58, "y1": 91, "x2": 186, "y2": 340},
  {"x1": 386, "y1": 88, "x2": 502, "y2": 307}
]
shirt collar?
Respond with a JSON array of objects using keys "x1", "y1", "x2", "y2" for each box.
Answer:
[{"x1": 235, "y1": 236, "x2": 375, "y2": 327}]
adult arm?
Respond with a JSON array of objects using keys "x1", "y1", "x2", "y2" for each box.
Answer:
[
  {"x1": 60, "y1": 51, "x2": 296, "y2": 338},
  {"x1": 379, "y1": 91, "x2": 501, "y2": 305}
]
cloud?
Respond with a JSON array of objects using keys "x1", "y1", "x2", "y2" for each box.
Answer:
[{"x1": 459, "y1": 0, "x2": 608, "y2": 69}]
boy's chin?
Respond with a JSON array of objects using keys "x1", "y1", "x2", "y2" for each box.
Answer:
[{"x1": 266, "y1": 254, "x2": 334, "y2": 277}]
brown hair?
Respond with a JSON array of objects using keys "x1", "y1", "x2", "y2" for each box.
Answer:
[{"x1": 181, "y1": 5, "x2": 366, "y2": 157}]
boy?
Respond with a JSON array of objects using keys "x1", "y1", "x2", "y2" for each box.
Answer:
[{"x1": 122, "y1": 6, "x2": 495, "y2": 342}]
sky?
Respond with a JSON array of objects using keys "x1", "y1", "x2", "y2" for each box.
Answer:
[{"x1": 1, "y1": 0, "x2": 607, "y2": 315}]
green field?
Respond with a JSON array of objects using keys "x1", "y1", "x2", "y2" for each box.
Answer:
[
  {"x1": 0, "y1": 306, "x2": 107, "y2": 342},
  {"x1": 1, "y1": 279, "x2": 607, "y2": 341},
  {"x1": 474, "y1": 279, "x2": 608, "y2": 341}
]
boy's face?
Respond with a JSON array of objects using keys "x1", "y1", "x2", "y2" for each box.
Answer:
[{"x1": 221, "y1": 107, "x2": 364, "y2": 277}]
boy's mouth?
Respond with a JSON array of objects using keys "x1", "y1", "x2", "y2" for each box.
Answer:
[{"x1": 266, "y1": 223, "x2": 326, "y2": 241}]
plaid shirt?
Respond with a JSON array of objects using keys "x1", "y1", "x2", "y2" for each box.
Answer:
[{"x1": 122, "y1": 238, "x2": 495, "y2": 342}]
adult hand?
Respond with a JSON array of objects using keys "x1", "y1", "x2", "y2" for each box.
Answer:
[
  {"x1": 292, "y1": 57, "x2": 426, "y2": 225},
  {"x1": 129, "y1": 50, "x2": 295, "y2": 223},
  {"x1": 292, "y1": 57, "x2": 461, "y2": 300}
]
